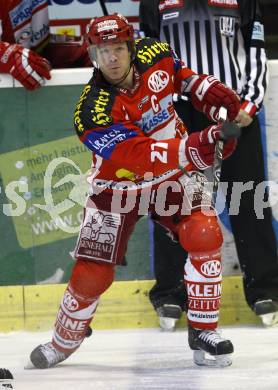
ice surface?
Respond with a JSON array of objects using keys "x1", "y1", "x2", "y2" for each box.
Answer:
[{"x1": 1, "y1": 326, "x2": 278, "y2": 390}]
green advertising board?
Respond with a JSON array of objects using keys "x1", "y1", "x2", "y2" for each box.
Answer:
[{"x1": 0, "y1": 77, "x2": 151, "y2": 286}]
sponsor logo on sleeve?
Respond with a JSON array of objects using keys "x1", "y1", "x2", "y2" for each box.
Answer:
[
  {"x1": 74, "y1": 85, "x2": 92, "y2": 133},
  {"x1": 252, "y1": 21, "x2": 265, "y2": 41},
  {"x1": 91, "y1": 89, "x2": 113, "y2": 126},
  {"x1": 85, "y1": 124, "x2": 138, "y2": 159}
]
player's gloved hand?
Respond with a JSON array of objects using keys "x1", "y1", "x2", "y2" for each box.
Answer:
[
  {"x1": 185, "y1": 124, "x2": 237, "y2": 170},
  {"x1": 190, "y1": 74, "x2": 240, "y2": 122},
  {"x1": 0, "y1": 42, "x2": 51, "y2": 90}
]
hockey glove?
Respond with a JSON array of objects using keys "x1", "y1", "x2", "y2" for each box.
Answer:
[
  {"x1": 185, "y1": 124, "x2": 237, "y2": 171},
  {"x1": 190, "y1": 74, "x2": 240, "y2": 122},
  {"x1": 0, "y1": 42, "x2": 51, "y2": 90}
]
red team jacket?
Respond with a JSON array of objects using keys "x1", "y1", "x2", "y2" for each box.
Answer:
[{"x1": 74, "y1": 38, "x2": 196, "y2": 191}]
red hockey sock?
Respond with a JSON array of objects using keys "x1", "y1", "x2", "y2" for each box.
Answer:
[{"x1": 52, "y1": 260, "x2": 114, "y2": 354}]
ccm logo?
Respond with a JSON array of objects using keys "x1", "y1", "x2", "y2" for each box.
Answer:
[
  {"x1": 148, "y1": 70, "x2": 169, "y2": 93},
  {"x1": 200, "y1": 260, "x2": 221, "y2": 277}
]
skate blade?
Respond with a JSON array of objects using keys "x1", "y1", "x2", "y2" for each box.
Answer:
[
  {"x1": 193, "y1": 350, "x2": 232, "y2": 367},
  {"x1": 260, "y1": 312, "x2": 278, "y2": 327},
  {"x1": 159, "y1": 317, "x2": 177, "y2": 332}
]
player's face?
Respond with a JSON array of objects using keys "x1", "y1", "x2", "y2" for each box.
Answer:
[{"x1": 96, "y1": 42, "x2": 131, "y2": 84}]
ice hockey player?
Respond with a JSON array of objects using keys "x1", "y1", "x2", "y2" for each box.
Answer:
[
  {"x1": 29, "y1": 13, "x2": 241, "y2": 368},
  {"x1": 0, "y1": 0, "x2": 89, "y2": 90}
]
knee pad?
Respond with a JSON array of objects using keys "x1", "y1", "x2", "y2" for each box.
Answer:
[
  {"x1": 177, "y1": 210, "x2": 223, "y2": 253},
  {"x1": 70, "y1": 259, "x2": 115, "y2": 298}
]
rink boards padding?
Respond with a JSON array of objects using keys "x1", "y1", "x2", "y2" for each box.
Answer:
[{"x1": 0, "y1": 276, "x2": 260, "y2": 333}]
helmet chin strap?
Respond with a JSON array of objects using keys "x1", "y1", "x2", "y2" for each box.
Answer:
[{"x1": 108, "y1": 63, "x2": 133, "y2": 87}]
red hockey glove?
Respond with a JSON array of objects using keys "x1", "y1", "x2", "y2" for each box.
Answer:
[
  {"x1": 190, "y1": 74, "x2": 240, "y2": 122},
  {"x1": 185, "y1": 124, "x2": 237, "y2": 171},
  {"x1": 0, "y1": 42, "x2": 51, "y2": 90}
]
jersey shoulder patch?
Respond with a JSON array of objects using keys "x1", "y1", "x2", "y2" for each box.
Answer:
[
  {"x1": 251, "y1": 21, "x2": 265, "y2": 41},
  {"x1": 134, "y1": 37, "x2": 172, "y2": 71},
  {"x1": 74, "y1": 80, "x2": 116, "y2": 133}
]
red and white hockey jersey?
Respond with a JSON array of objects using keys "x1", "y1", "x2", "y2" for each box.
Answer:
[
  {"x1": 74, "y1": 38, "x2": 196, "y2": 190},
  {"x1": 0, "y1": 0, "x2": 90, "y2": 69},
  {"x1": 0, "y1": 0, "x2": 49, "y2": 51}
]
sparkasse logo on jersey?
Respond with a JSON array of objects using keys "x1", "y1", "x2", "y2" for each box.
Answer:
[
  {"x1": 148, "y1": 70, "x2": 169, "y2": 93},
  {"x1": 10, "y1": 0, "x2": 47, "y2": 29},
  {"x1": 200, "y1": 260, "x2": 221, "y2": 277}
]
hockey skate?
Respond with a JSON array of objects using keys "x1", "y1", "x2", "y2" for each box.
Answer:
[
  {"x1": 188, "y1": 326, "x2": 234, "y2": 367},
  {"x1": 156, "y1": 304, "x2": 182, "y2": 331},
  {"x1": 29, "y1": 342, "x2": 70, "y2": 369},
  {"x1": 0, "y1": 368, "x2": 14, "y2": 389},
  {"x1": 253, "y1": 299, "x2": 278, "y2": 327}
]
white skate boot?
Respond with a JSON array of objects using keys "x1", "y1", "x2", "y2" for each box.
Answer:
[
  {"x1": 253, "y1": 299, "x2": 278, "y2": 326},
  {"x1": 30, "y1": 342, "x2": 70, "y2": 369},
  {"x1": 156, "y1": 304, "x2": 182, "y2": 331},
  {"x1": 188, "y1": 326, "x2": 234, "y2": 367}
]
